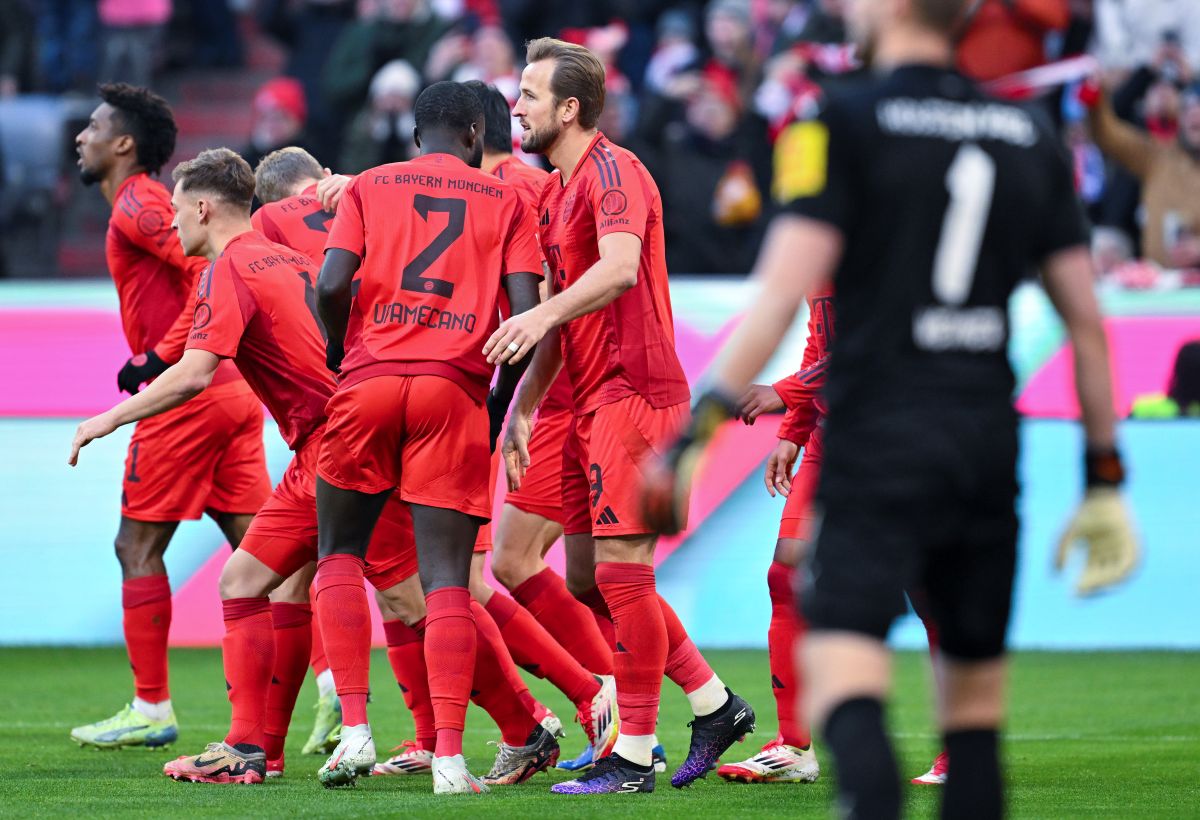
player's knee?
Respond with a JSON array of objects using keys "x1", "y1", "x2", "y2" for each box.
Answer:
[
  {"x1": 113, "y1": 533, "x2": 158, "y2": 577},
  {"x1": 490, "y1": 550, "x2": 527, "y2": 591}
]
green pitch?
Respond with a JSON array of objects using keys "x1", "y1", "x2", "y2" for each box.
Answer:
[{"x1": 2, "y1": 648, "x2": 1196, "y2": 817}]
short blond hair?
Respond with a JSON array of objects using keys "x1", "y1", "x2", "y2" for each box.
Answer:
[
  {"x1": 525, "y1": 37, "x2": 606, "y2": 129},
  {"x1": 172, "y1": 148, "x2": 255, "y2": 210},
  {"x1": 254, "y1": 146, "x2": 324, "y2": 204}
]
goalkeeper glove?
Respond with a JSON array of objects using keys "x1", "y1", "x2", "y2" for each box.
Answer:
[
  {"x1": 1055, "y1": 447, "x2": 1139, "y2": 596},
  {"x1": 641, "y1": 389, "x2": 738, "y2": 535},
  {"x1": 117, "y1": 351, "x2": 168, "y2": 394}
]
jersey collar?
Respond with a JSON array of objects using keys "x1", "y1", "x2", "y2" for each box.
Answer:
[{"x1": 560, "y1": 130, "x2": 606, "y2": 189}]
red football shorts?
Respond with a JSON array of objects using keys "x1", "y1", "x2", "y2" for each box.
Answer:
[
  {"x1": 241, "y1": 429, "x2": 417, "y2": 590},
  {"x1": 121, "y1": 380, "x2": 270, "y2": 522},
  {"x1": 318, "y1": 374, "x2": 492, "y2": 519},
  {"x1": 505, "y1": 407, "x2": 570, "y2": 525},
  {"x1": 562, "y1": 394, "x2": 688, "y2": 538},
  {"x1": 778, "y1": 425, "x2": 824, "y2": 541},
  {"x1": 474, "y1": 449, "x2": 501, "y2": 553}
]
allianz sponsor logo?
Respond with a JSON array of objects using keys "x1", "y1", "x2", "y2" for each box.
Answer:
[
  {"x1": 912, "y1": 305, "x2": 1005, "y2": 352},
  {"x1": 877, "y1": 98, "x2": 1036, "y2": 147}
]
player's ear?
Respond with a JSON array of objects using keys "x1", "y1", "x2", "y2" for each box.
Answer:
[
  {"x1": 113, "y1": 132, "x2": 136, "y2": 159},
  {"x1": 413, "y1": 126, "x2": 422, "y2": 150},
  {"x1": 560, "y1": 96, "x2": 580, "y2": 127}
]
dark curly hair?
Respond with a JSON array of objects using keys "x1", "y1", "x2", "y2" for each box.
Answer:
[
  {"x1": 98, "y1": 83, "x2": 177, "y2": 175},
  {"x1": 414, "y1": 81, "x2": 483, "y2": 138},
  {"x1": 463, "y1": 80, "x2": 513, "y2": 155}
]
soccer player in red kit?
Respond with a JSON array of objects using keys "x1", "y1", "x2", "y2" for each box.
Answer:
[
  {"x1": 314, "y1": 81, "x2": 543, "y2": 794},
  {"x1": 70, "y1": 84, "x2": 271, "y2": 749},
  {"x1": 69, "y1": 148, "x2": 422, "y2": 784},
  {"x1": 486, "y1": 39, "x2": 755, "y2": 793},
  {"x1": 458, "y1": 80, "x2": 620, "y2": 769},
  {"x1": 250, "y1": 146, "x2": 350, "y2": 757}
]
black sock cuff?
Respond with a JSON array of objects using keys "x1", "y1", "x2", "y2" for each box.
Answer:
[
  {"x1": 944, "y1": 727, "x2": 998, "y2": 751},
  {"x1": 823, "y1": 696, "x2": 884, "y2": 740}
]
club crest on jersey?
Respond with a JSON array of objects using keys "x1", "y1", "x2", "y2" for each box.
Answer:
[
  {"x1": 561, "y1": 192, "x2": 577, "y2": 223},
  {"x1": 600, "y1": 189, "x2": 627, "y2": 216},
  {"x1": 192, "y1": 303, "x2": 212, "y2": 330},
  {"x1": 772, "y1": 120, "x2": 828, "y2": 202}
]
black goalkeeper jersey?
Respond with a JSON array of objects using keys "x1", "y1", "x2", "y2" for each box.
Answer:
[{"x1": 773, "y1": 64, "x2": 1089, "y2": 417}]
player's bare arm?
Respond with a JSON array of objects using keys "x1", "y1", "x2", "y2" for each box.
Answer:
[
  {"x1": 642, "y1": 215, "x2": 840, "y2": 534},
  {"x1": 1041, "y1": 244, "x2": 1139, "y2": 595},
  {"x1": 502, "y1": 326, "x2": 564, "y2": 491},
  {"x1": 484, "y1": 232, "x2": 642, "y2": 366},
  {"x1": 487, "y1": 271, "x2": 543, "y2": 451},
  {"x1": 315, "y1": 248, "x2": 360, "y2": 372},
  {"x1": 69, "y1": 349, "x2": 221, "y2": 465}
]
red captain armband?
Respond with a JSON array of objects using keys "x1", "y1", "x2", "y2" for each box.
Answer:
[{"x1": 1085, "y1": 445, "x2": 1126, "y2": 488}]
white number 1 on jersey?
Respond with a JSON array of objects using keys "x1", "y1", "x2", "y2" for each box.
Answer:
[{"x1": 932, "y1": 144, "x2": 995, "y2": 306}]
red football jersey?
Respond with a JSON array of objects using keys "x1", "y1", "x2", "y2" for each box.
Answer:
[
  {"x1": 487, "y1": 156, "x2": 573, "y2": 415},
  {"x1": 776, "y1": 286, "x2": 834, "y2": 445},
  {"x1": 107, "y1": 173, "x2": 240, "y2": 385},
  {"x1": 251, "y1": 183, "x2": 330, "y2": 264},
  {"x1": 492, "y1": 155, "x2": 548, "y2": 214},
  {"x1": 326, "y1": 154, "x2": 543, "y2": 401},
  {"x1": 185, "y1": 230, "x2": 333, "y2": 449},
  {"x1": 537, "y1": 132, "x2": 689, "y2": 415}
]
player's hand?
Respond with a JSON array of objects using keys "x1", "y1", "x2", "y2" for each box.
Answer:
[
  {"x1": 764, "y1": 439, "x2": 799, "y2": 497},
  {"x1": 325, "y1": 339, "x2": 345, "y2": 375},
  {"x1": 117, "y1": 351, "x2": 168, "y2": 394},
  {"x1": 69, "y1": 413, "x2": 118, "y2": 466},
  {"x1": 738, "y1": 384, "x2": 785, "y2": 425},
  {"x1": 485, "y1": 391, "x2": 508, "y2": 454},
  {"x1": 1055, "y1": 487, "x2": 1140, "y2": 596},
  {"x1": 484, "y1": 307, "x2": 550, "y2": 366},
  {"x1": 641, "y1": 389, "x2": 738, "y2": 535},
  {"x1": 317, "y1": 170, "x2": 351, "y2": 213},
  {"x1": 502, "y1": 412, "x2": 533, "y2": 491}
]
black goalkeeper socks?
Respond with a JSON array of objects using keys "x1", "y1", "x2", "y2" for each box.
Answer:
[
  {"x1": 942, "y1": 728, "x2": 1002, "y2": 820},
  {"x1": 822, "y1": 697, "x2": 900, "y2": 820}
]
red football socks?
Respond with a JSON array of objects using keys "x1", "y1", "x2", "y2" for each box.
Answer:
[
  {"x1": 122, "y1": 575, "x2": 172, "y2": 703},
  {"x1": 264, "y1": 602, "x2": 313, "y2": 761},
  {"x1": 595, "y1": 562, "x2": 666, "y2": 736},
  {"x1": 659, "y1": 593, "x2": 716, "y2": 694},
  {"x1": 309, "y1": 596, "x2": 329, "y2": 678},
  {"x1": 511, "y1": 567, "x2": 614, "y2": 676},
  {"x1": 425, "y1": 587, "x2": 475, "y2": 758},
  {"x1": 576, "y1": 584, "x2": 618, "y2": 652},
  {"x1": 222, "y1": 597, "x2": 273, "y2": 750},
  {"x1": 470, "y1": 601, "x2": 539, "y2": 745},
  {"x1": 383, "y1": 618, "x2": 436, "y2": 751},
  {"x1": 486, "y1": 592, "x2": 600, "y2": 707},
  {"x1": 767, "y1": 561, "x2": 810, "y2": 748},
  {"x1": 314, "y1": 554, "x2": 371, "y2": 727}
]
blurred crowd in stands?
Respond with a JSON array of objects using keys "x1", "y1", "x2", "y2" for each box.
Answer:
[{"x1": 1, "y1": 0, "x2": 1199, "y2": 280}]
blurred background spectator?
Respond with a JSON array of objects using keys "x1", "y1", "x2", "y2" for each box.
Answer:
[
  {"x1": 242, "y1": 76, "x2": 310, "y2": 170},
  {"x1": 98, "y1": 0, "x2": 172, "y2": 89},
  {"x1": 339, "y1": 58, "x2": 421, "y2": 171},
  {"x1": 1, "y1": 0, "x2": 37, "y2": 99},
  {"x1": 1, "y1": 0, "x2": 1199, "y2": 280}
]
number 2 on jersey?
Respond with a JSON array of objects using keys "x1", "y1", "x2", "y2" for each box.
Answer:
[
  {"x1": 403, "y1": 195, "x2": 466, "y2": 298},
  {"x1": 932, "y1": 144, "x2": 995, "y2": 306}
]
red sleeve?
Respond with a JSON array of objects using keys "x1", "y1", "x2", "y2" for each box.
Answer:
[
  {"x1": 111, "y1": 194, "x2": 192, "y2": 270},
  {"x1": 589, "y1": 151, "x2": 649, "y2": 242},
  {"x1": 777, "y1": 406, "x2": 813, "y2": 447},
  {"x1": 186, "y1": 257, "x2": 255, "y2": 359},
  {"x1": 503, "y1": 198, "x2": 545, "y2": 281},
  {"x1": 152, "y1": 256, "x2": 211, "y2": 363},
  {"x1": 325, "y1": 178, "x2": 366, "y2": 257}
]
